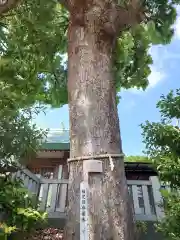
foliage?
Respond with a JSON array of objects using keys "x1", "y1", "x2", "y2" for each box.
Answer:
[
  {"x1": 141, "y1": 89, "x2": 180, "y2": 188},
  {"x1": 0, "y1": 107, "x2": 46, "y2": 168},
  {"x1": 135, "y1": 221, "x2": 147, "y2": 239},
  {"x1": 0, "y1": 91, "x2": 47, "y2": 238},
  {"x1": 0, "y1": 23, "x2": 47, "y2": 236},
  {"x1": 0, "y1": 1, "x2": 68, "y2": 107},
  {"x1": 0, "y1": 0, "x2": 179, "y2": 106},
  {"x1": 125, "y1": 155, "x2": 151, "y2": 163},
  {"x1": 0, "y1": 105, "x2": 47, "y2": 239},
  {"x1": 0, "y1": 174, "x2": 47, "y2": 239},
  {"x1": 0, "y1": 71, "x2": 47, "y2": 237},
  {"x1": 141, "y1": 89, "x2": 180, "y2": 240},
  {"x1": 156, "y1": 191, "x2": 180, "y2": 240}
]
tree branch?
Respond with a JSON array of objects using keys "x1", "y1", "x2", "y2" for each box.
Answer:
[
  {"x1": 58, "y1": 0, "x2": 70, "y2": 10},
  {"x1": 103, "y1": 1, "x2": 145, "y2": 37},
  {"x1": 0, "y1": 0, "x2": 20, "y2": 15},
  {"x1": 119, "y1": 3, "x2": 146, "y2": 29}
]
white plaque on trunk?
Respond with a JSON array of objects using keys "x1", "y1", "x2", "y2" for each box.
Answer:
[{"x1": 80, "y1": 181, "x2": 89, "y2": 240}]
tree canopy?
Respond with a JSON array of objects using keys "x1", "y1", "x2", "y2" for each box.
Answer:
[
  {"x1": 0, "y1": 0, "x2": 180, "y2": 106},
  {"x1": 141, "y1": 89, "x2": 180, "y2": 240}
]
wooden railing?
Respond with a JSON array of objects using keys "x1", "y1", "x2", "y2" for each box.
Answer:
[
  {"x1": 38, "y1": 178, "x2": 68, "y2": 218},
  {"x1": 14, "y1": 168, "x2": 40, "y2": 196},
  {"x1": 127, "y1": 177, "x2": 164, "y2": 221},
  {"x1": 15, "y1": 169, "x2": 164, "y2": 221}
]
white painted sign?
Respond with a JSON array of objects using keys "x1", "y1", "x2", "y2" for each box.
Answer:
[{"x1": 80, "y1": 181, "x2": 89, "y2": 240}]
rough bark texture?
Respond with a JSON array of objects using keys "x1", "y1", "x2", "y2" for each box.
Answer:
[
  {"x1": 66, "y1": 1, "x2": 137, "y2": 239},
  {"x1": 0, "y1": 0, "x2": 20, "y2": 15}
]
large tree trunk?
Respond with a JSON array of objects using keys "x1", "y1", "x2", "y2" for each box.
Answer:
[{"x1": 65, "y1": 2, "x2": 136, "y2": 239}]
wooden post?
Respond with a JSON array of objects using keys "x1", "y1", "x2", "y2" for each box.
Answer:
[
  {"x1": 150, "y1": 176, "x2": 165, "y2": 220},
  {"x1": 59, "y1": 184, "x2": 68, "y2": 212},
  {"x1": 49, "y1": 184, "x2": 58, "y2": 212},
  {"x1": 31, "y1": 180, "x2": 38, "y2": 194},
  {"x1": 23, "y1": 175, "x2": 29, "y2": 189},
  {"x1": 39, "y1": 184, "x2": 49, "y2": 211},
  {"x1": 142, "y1": 185, "x2": 151, "y2": 215},
  {"x1": 57, "y1": 165, "x2": 63, "y2": 179},
  {"x1": 132, "y1": 185, "x2": 142, "y2": 214}
]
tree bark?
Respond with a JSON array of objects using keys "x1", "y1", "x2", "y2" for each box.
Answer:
[
  {"x1": 0, "y1": 0, "x2": 20, "y2": 15},
  {"x1": 65, "y1": 3, "x2": 136, "y2": 240}
]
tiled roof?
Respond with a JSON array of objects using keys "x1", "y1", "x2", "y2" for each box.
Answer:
[
  {"x1": 45, "y1": 129, "x2": 69, "y2": 143},
  {"x1": 41, "y1": 142, "x2": 70, "y2": 150},
  {"x1": 41, "y1": 129, "x2": 70, "y2": 150}
]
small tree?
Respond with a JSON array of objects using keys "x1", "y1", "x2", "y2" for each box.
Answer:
[
  {"x1": 141, "y1": 89, "x2": 180, "y2": 240},
  {"x1": 0, "y1": 63, "x2": 47, "y2": 238},
  {"x1": 0, "y1": 105, "x2": 47, "y2": 239}
]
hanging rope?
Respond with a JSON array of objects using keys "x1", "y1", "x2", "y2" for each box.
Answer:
[
  {"x1": 67, "y1": 153, "x2": 125, "y2": 172},
  {"x1": 67, "y1": 153, "x2": 125, "y2": 163}
]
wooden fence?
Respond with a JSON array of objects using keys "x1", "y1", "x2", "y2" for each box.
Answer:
[{"x1": 15, "y1": 169, "x2": 164, "y2": 221}]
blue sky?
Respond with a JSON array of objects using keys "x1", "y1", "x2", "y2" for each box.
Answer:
[{"x1": 34, "y1": 10, "x2": 180, "y2": 156}]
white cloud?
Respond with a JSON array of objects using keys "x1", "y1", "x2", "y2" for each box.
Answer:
[
  {"x1": 126, "y1": 44, "x2": 167, "y2": 95},
  {"x1": 121, "y1": 6, "x2": 180, "y2": 95},
  {"x1": 128, "y1": 66, "x2": 165, "y2": 94},
  {"x1": 173, "y1": 6, "x2": 180, "y2": 40},
  {"x1": 148, "y1": 67, "x2": 165, "y2": 88},
  {"x1": 174, "y1": 16, "x2": 180, "y2": 39}
]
